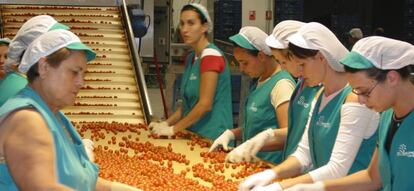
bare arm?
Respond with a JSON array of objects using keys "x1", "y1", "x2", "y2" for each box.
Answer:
[
  {"x1": 260, "y1": 128, "x2": 288, "y2": 151},
  {"x1": 260, "y1": 79, "x2": 293, "y2": 151},
  {"x1": 173, "y1": 71, "x2": 218, "y2": 132},
  {"x1": 3, "y1": 109, "x2": 73, "y2": 191},
  {"x1": 275, "y1": 101, "x2": 289, "y2": 130},
  {"x1": 95, "y1": 178, "x2": 143, "y2": 191},
  {"x1": 259, "y1": 102, "x2": 290, "y2": 151},
  {"x1": 273, "y1": 156, "x2": 304, "y2": 179},
  {"x1": 95, "y1": 178, "x2": 112, "y2": 191},
  {"x1": 324, "y1": 148, "x2": 382, "y2": 191},
  {"x1": 166, "y1": 106, "x2": 183, "y2": 126}
]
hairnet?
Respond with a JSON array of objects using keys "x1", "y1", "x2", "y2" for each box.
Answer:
[{"x1": 288, "y1": 22, "x2": 349, "y2": 72}]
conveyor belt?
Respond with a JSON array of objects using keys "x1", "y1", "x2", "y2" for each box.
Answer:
[{"x1": 1, "y1": 5, "x2": 146, "y2": 124}]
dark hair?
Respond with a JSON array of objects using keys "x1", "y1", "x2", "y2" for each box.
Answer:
[
  {"x1": 288, "y1": 42, "x2": 318, "y2": 59},
  {"x1": 344, "y1": 65, "x2": 414, "y2": 84},
  {"x1": 373, "y1": 27, "x2": 385, "y2": 36},
  {"x1": 181, "y1": 5, "x2": 208, "y2": 24},
  {"x1": 180, "y1": 4, "x2": 208, "y2": 35},
  {"x1": 27, "y1": 48, "x2": 72, "y2": 82},
  {"x1": 232, "y1": 42, "x2": 259, "y2": 57}
]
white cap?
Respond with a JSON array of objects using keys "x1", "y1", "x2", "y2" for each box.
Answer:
[
  {"x1": 19, "y1": 29, "x2": 95, "y2": 73},
  {"x1": 229, "y1": 26, "x2": 272, "y2": 56},
  {"x1": 287, "y1": 22, "x2": 349, "y2": 72},
  {"x1": 340, "y1": 36, "x2": 414, "y2": 70},
  {"x1": 6, "y1": 15, "x2": 69, "y2": 66},
  {"x1": 266, "y1": 20, "x2": 305, "y2": 49},
  {"x1": 349, "y1": 28, "x2": 363, "y2": 39},
  {"x1": 188, "y1": 3, "x2": 213, "y2": 33}
]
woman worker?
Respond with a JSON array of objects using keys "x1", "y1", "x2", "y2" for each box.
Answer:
[
  {"x1": 218, "y1": 20, "x2": 322, "y2": 163},
  {"x1": 0, "y1": 15, "x2": 69, "y2": 106},
  {"x1": 0, "y1": 15, "x2": 95, "y2": 161},
  {"x1": 150, "y1": 3, "x2": 233, "y2": 140},
  {"x1": 208, "y1": 26, "x2": 295, "y2": 163},
  {"x1": 285, "y1": 37, "x2": 414, "y2": 191},
  {"x1": 239, "y1": 22, "x2": 379, "y2": 191},
  {"x1": 0, "y1": 30, "x2": 140, "y2": 191}
]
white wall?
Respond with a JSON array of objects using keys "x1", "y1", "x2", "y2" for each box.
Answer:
[{"x1": 242, "y1": 0, "x2": 274, "y2": 34}]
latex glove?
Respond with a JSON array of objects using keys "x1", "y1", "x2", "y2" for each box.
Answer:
[
  {"x1": 111, "y1": 182, "x2": 143, "y2": 191},
  {"x1": 82, "y1": 139, "x2": 95, "y2": 162},
  {"x1": 251, "y1": 182, "x2": 283, "y2": 191},
  {"x1": 241, "y1": 128, "x2": 275, "y2": 161},
  {"x1": 148, "y1": 121, "x2": 167, "y2": 129},
  {"x1": 151, "y1": 122, "x2": 175, "y2": 136},
  {"x1": 284, "y1": 182, "x2": 325, "y2": 191},
  {"x1": 239, "y1": 169, "x2": 277, "y2": 191},
  {"x1": 225, "y1": 141, "x2": 255, "y2": 163},
  {"x1": 209, "y1": 129, "x2": 235, "y2": 152}
]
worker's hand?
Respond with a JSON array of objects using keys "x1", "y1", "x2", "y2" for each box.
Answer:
[
  {"x1": 225, "y1": 141, "x2": 256, "y2": 163},
  {"x1": 251, "y1": 183, "x2": 283, "y2": 191},
  {"x1": 111, "y1": 182, "x2": 143, "y2": 191},
  {"x1": 148, "y1": 121, "x2": 167, "y2": 129},
  {"x1": 82, "y1": 139, "x2": 95, "y2": 162},
  {"x1": 284, "y1": 182, "x2": 325, "y2": 191},
  {"x1": 151, "y1": 122, "x2": 175, "y2": 136},
  {"x1": 209, "y1": 129, "x2": 235, "y2": 152},
  {"x1": 241, "y1": 128, "x2": 275, "y2": 161},
  {"x1": 238, "y1": 169, "x2": 277, "y2": 191}
]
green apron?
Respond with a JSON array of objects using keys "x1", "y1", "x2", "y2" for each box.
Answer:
[
  {"x1": 0, "y1": 71, "x2": 27, "y2": 106},
  {"x1": 242, "y1": 70, "x2": 294, "y2": 163},
  {"x1": 282, "y1": 80, "x2": 322, "y2": 160},
  {"x1": 308, "y1": 86, "x2": 377, "y2": 174},
  {"x1": 378, "y1": 109, "x2": 414, "y2": 191},
  {"x1": 180, "y1": 44, "x2": 233, "y2": 140},
  {"x1": 0, "y1": 86, "x2": 98, "y2": 191}
]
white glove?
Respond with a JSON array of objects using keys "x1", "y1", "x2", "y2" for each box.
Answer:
[
  {"x1": 209, "y1": 129, "x2": 235, "y2": 152},
  {"x1": 151, "y1": 121, "x2": 175, "y2": 136},
  {"x1": 225, "y1": 141, "x2": 255, "y2": 163},
  {"x1": 239, "y1": 169, "x2": 277, "y2": 191},
  {"x1": 241, "y1": 128, "x2": 276, "y2": 161},
  {"x1": 148, "y1": 121, "x2": 166, "y2": 129},
  {"x1": 111, "y1": 182, "x2": 143, "y2": 191},
  {"x1": 284, "y1": 182, "x2": 325, "y2": 191},
  {"x1": 251, "y1": 182, "x2": 283, "y2": 191},
  {"x1": 82, "y1": 139, "x2": 95, "y2": 162}
]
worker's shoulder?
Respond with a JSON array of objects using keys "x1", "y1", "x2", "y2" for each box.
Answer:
[
  {"x1": 201, "y1": 48, "x2": 223, "y2": 58},
  {"x1": 5, "y1": 108, "x2": 48, "y2": 132}
]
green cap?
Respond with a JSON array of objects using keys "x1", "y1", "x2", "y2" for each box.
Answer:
[
  {"x1": 19, "y1": 29, "x2": 97, "y2": 73},
  {"x1": 0, "y1": 38, "x2": 11, "y2": 45},
  {"x1": 340, "y1": 51, "x2": 375, "y2": 69},
  {"x1": 67, "y1": 42, "x2": 96, "y2": 61},
  {"x1": 49, "y1": 22, "x2": 70, "y2": 31},
  {"x1": 229, "y1": 34, "x2": 257, "y2": 51}
]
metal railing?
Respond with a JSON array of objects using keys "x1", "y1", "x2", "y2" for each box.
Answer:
[{"x1": 119, "y1": 0, "x2": 152, "y2": 123}]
